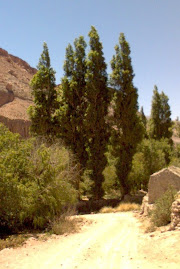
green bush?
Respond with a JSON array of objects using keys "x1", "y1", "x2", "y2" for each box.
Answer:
[
  {"x1": 0, "y1": 124, "x2": 78, "y2": 233},
  {"x1": 102, "y1": 147, "x2": 121, "y2": 199},
  {"x1": 20, "y1": 143, "x2": 78, "y2": 229},
  {"x1": 128, "y1": 138, "x2": 172, "y2": 192},
  {"x1": 170, "y1": 144, "x2": 180, "y2": 168},
  {"x1": 151, "y1": 188, "x2": 177, "y2": 227}
]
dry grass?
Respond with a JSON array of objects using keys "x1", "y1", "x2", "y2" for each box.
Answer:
[
  {"x1": 99, "y1": 202, "x2": 140, "y2": 213},
  {"x1": 142, "y1": 219, "x2": 156, "y2": 233},
  {"x1": 0, "y1": 234, "x2": 29, "y2": 251},
  {"x1": 0, "y1": 209, "x2": 82, "y2": 251},
  {"x1": 50, "y1": 208, "x2": 83, "y2": 235},
  {"x1": 50, "y1": 216, "x2": 82, "y2": 235},
  {"x1": 115, "y1": 203, "x2": 140, "y2": 212},
  {"x1": 100, "y1": 207, "x2": 116, "y2": 213}
]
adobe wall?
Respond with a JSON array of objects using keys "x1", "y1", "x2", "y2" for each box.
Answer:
[{"x1": 148, "y1": 168, "x2": 180, "y2": 204}]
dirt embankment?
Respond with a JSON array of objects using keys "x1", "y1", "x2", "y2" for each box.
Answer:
[{"x1": 0, "y1": 212, "x2": 180, "y2": 269}]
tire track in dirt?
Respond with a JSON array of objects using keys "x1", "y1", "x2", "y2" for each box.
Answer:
[{"x1": 1, "y1": 212, "x2": 180, "y2": 269}]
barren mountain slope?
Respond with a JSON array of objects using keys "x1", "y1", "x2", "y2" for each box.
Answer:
[{"x1": 0, "y1": 48, "x2": 36, "y2": 136}]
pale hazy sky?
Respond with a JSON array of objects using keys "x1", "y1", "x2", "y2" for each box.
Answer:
[{"x1": 1, "y1": 0, "x2": 180, "y2": 119}]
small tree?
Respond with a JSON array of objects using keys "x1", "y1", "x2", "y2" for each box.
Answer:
[
  {"x1": 149, "y1": 85, "x2": 172, "y2": 143},
  {"x1": 28, "y1": 42, "x2": 58, "y2": 139},
  {"x1": 85, "y1": 26, "x2": 110, "y2": 199},
  {"x1": 110, "y1": 33, "x2": 143, "y2": 197},
  {"x1": 128, "y1": 138, "x2": 172, "y2": 192},
  {"x1": 174, "y1": 117, "x2": 180, "y2": 138}
]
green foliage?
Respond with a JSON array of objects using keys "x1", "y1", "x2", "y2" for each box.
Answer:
[
  {"x1": 102, "y1": 147, "x2": 120, "y2": 198},
  {"x1": 0, "y1": 234, "x2": 29, "y2": 250},
  {"x1": 58, "y1": 37, "x2": 88, "y2": 171},
  {"x1": 151, "y1": 188, "x2": 176, "y2": 227},
  {"x1": 140, "y1": 106, "x2": 147, "y2": 129},
  {"x1": 128, "y1": 138, "x2": 172, "y2": 192},
  {"x1": 103, "y1": 165, "x2": 119, "y2": 198},
  {"x1": 140, "y1": 106, "x2": 148, "y2": 138},
  {"x1": 110, "y1": 33, "x2": 144, "y2": 196},
  {"x1": 85, "y1": 26, "x2": 110, "y2": 199},
  {"x1": 24, "y1": 143, "x2": 77, "y2": 229},
  {"x1": 170, "y1": 144, "x2": 180, "y2": 167},
  {"x1": 0, "y1": 124, "x2": 77, "y2": 232},
  {"x1": 0, "y1": 124, "x2": 33, "y2": 231},
  {"x1": 28, "y1": 42, "x2": 58, "y2": 139},
  {"x1": 174, "y1": 118, "x2": 180, "y2": 138},
  {"x1": 149, "y1": 86, "x2": 172, "y2": 143}
]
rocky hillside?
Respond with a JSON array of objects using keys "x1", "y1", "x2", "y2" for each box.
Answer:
[{"x1": 0, "y1": 48, "x2": 36, "y2": 137}]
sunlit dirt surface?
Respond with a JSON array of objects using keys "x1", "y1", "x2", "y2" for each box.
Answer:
[{"x1": 0, "y1": 212, "x2": 180, "y2": 269}]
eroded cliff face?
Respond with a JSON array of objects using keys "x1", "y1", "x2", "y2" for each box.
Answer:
[
  {"x1": 0, "y1": 48, "x2": 36, "y2": 137},
  {"x1": 0, "y1": 86, "x2": 14, "y2": 107},
  {"x1": 0, "y1": 115, "x2": 31, "y2": 137}
]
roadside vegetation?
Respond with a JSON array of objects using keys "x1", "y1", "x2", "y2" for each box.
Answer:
[
  {"x1": 150, "y1": 188, "x2": 177, "y2": 227},
  {"x1": 100, "y1": 202, "x2": 140, "y2": 213},
  {"x1": 0, "y1": 124, "x2": 78, "y2": 234},
  {"x1": 0, "y1": 234, "x2": 30, "y2": 251}
]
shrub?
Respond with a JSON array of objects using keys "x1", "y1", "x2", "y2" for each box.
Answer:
[
  {"x1": 151, "y1": 188, "x2": 177, "y2": 227},
  {"x1": 24, "y1": 142, "x2": 78, "y2": 229},
  {"x1": 0, "y1": 124, "x2": 78, "y2": 233},
  {"x1": 0, "y1": 234, "x2": 29, "y2": 251},
  {"x1": 50, "y1": 207, "x2": 80, "y2": 235},
  {"x1": 170, "y1": 144, "x2": 180, "y2": 167},
  {"x1": 102, "y1": 147, "x2": 121, "y2": 199},
  {"x1": 128, "y1": 138, "x2": 171, "y2": 192}
]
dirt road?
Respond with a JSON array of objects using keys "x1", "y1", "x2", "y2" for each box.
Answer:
[{"x1": 0, "y1": 212, "x2": 180, "y2": 269}]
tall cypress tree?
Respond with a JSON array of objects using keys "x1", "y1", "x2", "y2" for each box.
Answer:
[
  {"x1": 28, "y1": 42, "x2": 58, "y2": 139},
  {"x1": 150, "y1": 85, "x2": 172, "y2": 142},
  {"x1": 58, "y1": 37, "x2": 88, "y2": 188},
  {"x1": 140, "y1": 106, "x2": 148, "y2": 138},
  {"x1": 85, "y1": 26, "x2": 110, "y2": 199},
  {"x1": 110, "y1": 33, "x2": 143, "y2": 197},
  {"x1": 140, "y1": 106, "x2": 147, "y2": 130}
]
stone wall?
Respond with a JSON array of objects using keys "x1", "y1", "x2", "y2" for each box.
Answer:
[
  {"x1": 140, "y1": 194, "x2": 155, "y2": 216},
  {"x1": 148, "y1": 167, "x2": 180, "y2": 203},
  {"x1": 171, "y1": 191, "x2": 180, "y2": 230}
]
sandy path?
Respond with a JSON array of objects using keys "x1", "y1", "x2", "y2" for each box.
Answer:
[{"x1": 0, "y1": 212, "x2": 180, "y2": 269}]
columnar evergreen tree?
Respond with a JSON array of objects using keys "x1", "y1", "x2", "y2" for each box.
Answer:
[
  {"x1": 85, "y1": 26, "x2": 110, "y2": 199},
  {"x1": 140, "y1": 106, "x2": 148, "y2": 138},
  {"x1": 140, "y1": 106, "x2": 147, "y2": 130},
  {"x1": 58, "y1": 37, "x2": 88, "y2": 188},
  {"x1": 28, "y1": 42, "x2": 58, "y2": 138},
  {"x1": 110, "y1": 33, "x2": 143, "y2": 197},
  {"x1": 149, "y1": 86, "x2": 161, "y2": 139},
  {"x1": 150, "y1": 85, "x2": 172, "y2": 143}
]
